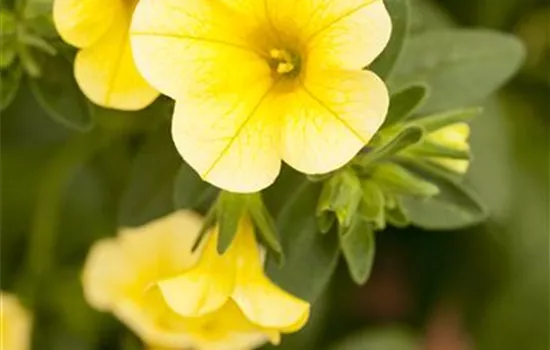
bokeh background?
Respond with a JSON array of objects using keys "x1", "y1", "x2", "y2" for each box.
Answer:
[{"x1": 1, "y1": 0, "x2": 548, "y2": 349}]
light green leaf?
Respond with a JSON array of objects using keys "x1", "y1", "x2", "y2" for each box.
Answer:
[
  {"x1": 0, "y1": 10, "x2": 17, "y2": 69},
  {"x1": 370, "y1": 0, "x2": 410, "y2": 78},
  {"x1": 384, "y1": 196, "x2": 410, "y2": 228},
  {"x1": 216, "y1": 191, "x2": 247, "y2": 254},
  {"x1": 390, "y1": 29, "x2": 526, "y2": 112},
  {"x1": 359, "y1": 180, "x2": 385, "y2": 229},
  {"x1": 247, "y1": 194, "x2": 283, "y2": 261},
  {"x1": 340, "y1": 217, "x2": 376, "y2": 285},
  {"x1": 400, "y1": 160, "x2": 488, "y2": 230},
  {"x1": 355, "y1": 125, "x2": 424, "y2": 168},
  {"x1": 384, "y1": 84, "x2": 428, "y2": 126},
  {"x1": 0, "y1": 65, "x2": 22, "y2": 110},
  {"x1": 410, "y1": 107, "x2": 481, "y2": 131},
  {"x1": 28, "y1": 55, "x2": 94, "y2": 131},
  {"x1": 118, "y1": 126, "x2": 181, "y2": 227},
  {"x1": 267, "y1": 181, "x2": 339, "y2": 303},
  {"x1": 317, "y1": 169, "x2": 363, "y2": 228},
  {"x1": 371, "y1": 163, "x2": 440, "y2": 197},
  {"x1": 329, "y1": 327, "x2": 419, "y2": 350},
  {"x1": 173, "y1": 161, "x2": 216, "y2": 214}
]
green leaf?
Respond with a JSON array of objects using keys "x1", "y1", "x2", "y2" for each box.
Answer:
[
  {"x1": 0, "y1": 65, "x2": 22, "y2": 110},
  {"x1": 267, "y1": 181, "x2": 339, "y2": 303},
  {"x1": 384, "y1": 84, "x2": 428, "y2": 126},
  {"x1": 329, "y1": 327, "x2": 418, "y2": 350},
  {"x1": 407, "y1": 140, "x2": 470, "y2": 159},
  {"x1": 384, "y1": 196, "x2": 410, "y2": 228},
  {"x1": 0, "y1": 10, "x2": 17, "y2": 69},
  {"x1": 317, "y1": 170, "x2": 363, "y2": 228},
  {"x1": 370, "y1": 0, "x2": 410, "y2": 78},
  {"x1": 340, "y1": 217, "x2": 376, "y2": 284},
  {"x1": 118, "y1": 126, "x2": 181, "y2": 227},
  {"x1": 247, "y1": 194, "x2": 283, "y2": 261},
  {"x1": 216, "y1": 192, "x2": 247, "y2": 254},
  {"x1": 390, "y1": 29, "x2": 526, "y2": 113},
  {"x1": 370, "y1": 163, "x2": 440, "y2": 197},
  {"x1": 400, "y1": 160, "x2": 488, "y2": 230},
  {"x1": 173, "y1": 161, "x2": 217, "y2": 214},
  {"x1": 355, "y1": 125, "x2": 424, "y2": 168},
  {"x1": 0, "y1": 10, "x2": 17, "y2": 37},
  {"x1": 410, "y1": 107, "x2": 481, "y2": 131},
  {"x1": 359, "y1": 180, "x2": 385, "y2": 229},
  {"x1": 28, "y1": 54, "x2": 94, "y2": 131}
]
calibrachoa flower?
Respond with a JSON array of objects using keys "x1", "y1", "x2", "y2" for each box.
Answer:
[
  {"x1": 426, "y1": 123, "x2": 471, "y2": 173},
  {"x1": 53, "y1": 0, "x2": 158, "y2": 110},
  {"x1": 0, "y1": 292, "x2": 32, "y2": 350},
  {"x1": 159, "y1": 215, "x2": 310, "y2": 333},
  {"x1": 82, "y1": 210, "x2": 308, "y2": 349},
  {"x1": 130, "y1": 0, "x2": 392, "y2": 192}
]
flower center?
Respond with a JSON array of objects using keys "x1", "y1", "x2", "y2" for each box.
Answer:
[{"x1": 269, "y1": 48, "x2": 300, "y2": 77}]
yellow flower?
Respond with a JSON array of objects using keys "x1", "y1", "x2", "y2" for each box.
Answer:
[
  {"x1": 158, "y1": 215, "x2": 310, "y2": 338},
  {"x1": 426, "y1": 123, "x2": 471, "y2": 173},
  {"x1": 82, "y1": 210, "x2": 295, "y2": 349},
  {"x1": 1, "y1": 292, "x2": 32, "y2": 350},
  {"x1": 130, "y1": 0, "x2": 392, "y2": 192},
  {"x1": 53, "y1": 0, "x2": 158, "y2": 110}
]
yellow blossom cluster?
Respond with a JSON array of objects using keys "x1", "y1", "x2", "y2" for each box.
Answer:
[
  {"x1": 55, "y1": 0, "x2": 392, "y2": 192},
  {"x1": 82, "y1": 210, "x2": 309, "y2": 350}
]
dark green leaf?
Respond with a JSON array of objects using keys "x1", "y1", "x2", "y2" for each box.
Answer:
[
  {"x1": 0, "y1": 65, "x2": 22, "y2": 110},
  {"x1": 173, "y1": 161, "x2": 217, "y2": 214},
  {"x1": 390, "y1": 29, "x2": 526, "y2": 112},
  {"x1": 356, "y1": 125, "x2": 424, "y2": 168},
  {"x1": 118, "y1": 126, "x2": 181, "y2": 227},
  {"x1": 340, "y1": 218, "x2": 376, "y2": 285},
  {"x1": 384, "y1": 84, "x2": 428, "y2": 126},
  {"x1": 370, "y1": 0, "x2": 410, "y2": 78},
  {"x1": 216, "y1": 192, "x2": 247, "y2": 254},
  {"x1": 267, "y1": 182, "x2": 339, "y2": 303},
  {"x1": 401, "y1": 160, "x2": 488, "y2": 230},
  {"x1": 28, "y1": 55, "x2": 94, "y2": 131}
]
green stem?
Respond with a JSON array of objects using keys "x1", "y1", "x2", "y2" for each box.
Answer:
[{"x1": 24, "y1": 131, "x2": 110, "y2": 301}]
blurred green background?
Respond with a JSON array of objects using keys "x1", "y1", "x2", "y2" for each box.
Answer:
[{"x1": 1, "y1": 0, "x2": 548, "y2": 349}]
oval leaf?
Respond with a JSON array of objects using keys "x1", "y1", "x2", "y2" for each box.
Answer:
[
  {"x1": 390, "y1": 29, "x2": 526, "y2": 112},
  {"x1": 267, "y1": 181, "x2": 339, "y2": 303},
  {"x1": 400, "y1": 160, "x2": 488, "y2": 230},
  {"x1": 370, "y1": 0, "x2": 410, "y2": 78},
  {"x1": 340, "y1": 218, "x2": 376, "y2": 285},
  {"x1": 28, "y1": 54, "x2": 94, "y2": 131}
]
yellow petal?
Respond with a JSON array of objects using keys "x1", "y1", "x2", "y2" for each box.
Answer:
[
  {"x1": 185, "y1": 301, "x2": 275, "y2": 350},
  {"x1": 130, "y1": 0, "x2": 261, "y2": 99},
  {"x1": 170, "y1": 81, "x2": 281, "y2": 193},
  {"x1": 0, "y1": 293, "x2": 32, "y2": 350},
  {"x1": 82, "y1": 211, "x2": 202, "y2": 311},
  {"x1": 265, "y1": 0, "x2": 391, "y2": 70},
  {"x1": 75, "y1": 13, "x2": 158, "y2": 110},
  {"x1": 229, "y1": 218, "x2": 311, "y2": 331},
  {"x1": 113, "y1": 288, "x2": 195, "y2": 349},
  {"x1": 53, "y1": 0, "x2": 119, "y2": 48},
  {"x1": 280, "y1": 70, "x2": 389, "y2": 174},
  {"x1": 158, "y1": 230, "x2": 235, "y2": 317}
]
